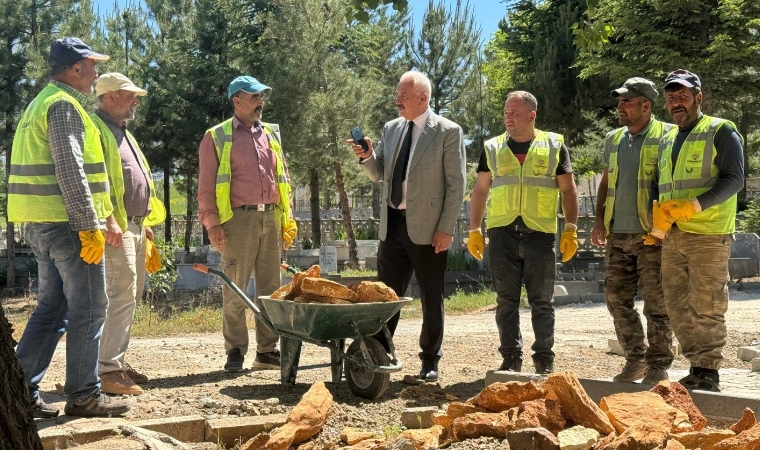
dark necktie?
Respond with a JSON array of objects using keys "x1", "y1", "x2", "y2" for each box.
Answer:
[{"x1": 391, "y1": 121, "x2": 414, "y2": 208}]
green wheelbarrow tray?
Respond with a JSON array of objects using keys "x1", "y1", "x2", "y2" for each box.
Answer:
[{"x1": 194, "y1": 264, "x2": 411, "y2": 399}]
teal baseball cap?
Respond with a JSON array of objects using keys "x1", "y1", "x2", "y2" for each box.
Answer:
[{"x1": 228, "y1": 76, "x2": 270, "y2": 98}]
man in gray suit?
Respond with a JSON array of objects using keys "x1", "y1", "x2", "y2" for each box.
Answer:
[{"x1": 349, "y1": 71, "x2": 466, "y2": 382}]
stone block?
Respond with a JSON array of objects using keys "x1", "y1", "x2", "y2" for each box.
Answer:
[
  {"x1": 39, "y1": 418, "x2": 126, "y2": 450},
  {"x1": 753, "y1": 357, "x2": 760, "y2": 372},
  {"x1": 132, "y1": 414, "x2": 206, "y2": 443},
  {"x1": 400, "y1": 406, "x2": 437, "y2": 429},
  {"x1": 557, "y1": 425, "x2": 599, "y2": 450},
  {"x1": 506, "y1": 427, "x2": 560, "y2": 450},
  {"x1": 738, "y1": 346, "x2": 760, "y2": 362},
  {"x1": 205, "y1": 414, "x2": 287, "y2": 448}
]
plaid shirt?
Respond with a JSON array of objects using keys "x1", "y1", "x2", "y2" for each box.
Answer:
[{"x1": 47, "y1": 81, "x2": 101, "y2": 231}]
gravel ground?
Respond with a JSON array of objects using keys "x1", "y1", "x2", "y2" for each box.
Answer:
[{"x1": 32, "y1": 288, "x2": 760, "y2": 449}]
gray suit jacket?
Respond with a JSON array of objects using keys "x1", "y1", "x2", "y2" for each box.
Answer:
[{"x1": 361, "y1": 112, "x2": 466, "y2": 245}]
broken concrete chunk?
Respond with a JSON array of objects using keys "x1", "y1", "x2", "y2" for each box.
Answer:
[
  {"x1": 452, "y1": 411, "x2": 515, "y2": 441},
  {"x1": 713, "y1": 423, "x2": 760, "y2": 450},
  {"x1": 730, "y1": 408, "x2": 758, "y2": 435},
  {"x1": 506, "y1": 427, "x2": 560, "y2": 450},
  {"x1": 595, "y1": 414, "x2": 674, "y2": 450},
  {"x1": 650, "y1": 380, "x2": 707, "y2": 431},
  {"x1": 600, "y1": 391, "x2": 693, "y2": 434},
  {"x1": 668, "y1": 429, "x2": 735, "y2": 450},
  {"x1": 467, "y1": 381, "x2": 546, "y2": 412},
  {"x1": 546, "y1": 372, "x2": 614, "y2": 435},
  {"x1": 446, "y1": 401, "x2": 491, "y2": 418},
  {"x1": 557, "y1": 425, "x2": 599, "y2": 450},
  {"x1": 518, "y1": 398, "x2": 566, "y2": 435},
  {"x1": 340, "y1": 427, "x2": 376, "y2": 445},
  {"x1": 400, "y1": 406, "x2": 437, "y2": 429}
]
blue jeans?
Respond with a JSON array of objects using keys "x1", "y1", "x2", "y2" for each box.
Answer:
[{"x1": 16, "y1": 223, "x2": 108, "y2": 403}]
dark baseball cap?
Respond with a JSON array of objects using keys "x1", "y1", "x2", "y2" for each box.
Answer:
[
  {"x1": 611, "y1": 77, "x2": 659, "y2": 103},
  {"x1": 664, "y1": 69, "x2": 701, "y2": 89},
  {"x1": 48, "y1": 37, "x2": 109, "y2": 67}
]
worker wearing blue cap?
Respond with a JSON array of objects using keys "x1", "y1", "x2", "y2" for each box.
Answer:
[{"x1": 197, "y1": 76, "x2": 295, "y2": 372}]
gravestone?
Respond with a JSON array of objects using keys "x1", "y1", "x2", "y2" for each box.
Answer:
[
  {"x1": 730, "y1": 233, "x2": 760, "y2": 279},
  {"x1": 319, "y1": 246, "x2": 338, "y2": 275}
]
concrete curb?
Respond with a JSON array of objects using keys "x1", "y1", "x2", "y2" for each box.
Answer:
[
  {"x1": 485, "y1": 371, "x2": 760, "y2": 422},
  {"x1": 554, "y1": 293, "x2": 606, "y2": 306},
  {"x1": 37, "y1": 413, "x2": 287, "y2": 450}
]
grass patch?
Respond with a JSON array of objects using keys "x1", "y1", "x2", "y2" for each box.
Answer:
[{"x1": 340, "y1": 268, "x2": 378, "y2": 278}]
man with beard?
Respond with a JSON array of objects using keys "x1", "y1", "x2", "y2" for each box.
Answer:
[
  {"x1": 591, "y1": 78, "x2": 674, "y2": 385},
  {"x1": 652, "y1": 70, "x2": 744, "y2": 391},
  {"x1": 91, "y1": 73, "x2": 166, "y2": 395},
  {"x1": 198, "y1": 76, "x2": 296, "y2": 372},
  {"x1": 467, "y1": 91, "x2": 578, "y2": 375}
]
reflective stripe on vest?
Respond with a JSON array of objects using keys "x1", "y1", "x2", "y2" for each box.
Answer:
[
  {"x1": 657, "y1": 115, "x2": 740, "y2": 234},
  {"x1": 91, "y1": 113, "x2": 166, "y2": 232},
  {"x1": 208, "y1": 118, "x2": 292, "y2": 226},
  {"x1": 483, "y1": 130, "x2": 563, "y2": 233},
  {"x1": 603, "y1": 119, "x2": 672, "y2": 234},
  {"x1": 8, "y1": 83, "x2": 112, "y2": 223}
]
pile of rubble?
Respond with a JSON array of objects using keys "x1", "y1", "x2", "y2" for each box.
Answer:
[{"x1": 242, "y1": 373, "x2": 760, "y2": 450}]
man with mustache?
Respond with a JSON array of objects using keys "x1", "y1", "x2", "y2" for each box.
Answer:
[
  {"x1": 198, "y1": 76, "x2": 296, "y2": 372},
  {"x1": 349, "y1": 71, "x2": 466, "y2": 382},
  {"x1": 591, "y1": 78, "x2": 674, "y2": 385},
  {"x1": 652, "y1": 70, "x2": 745, "y2": 391},
  {"x1": 10, "y1": 37, "x2": 129, "y2": 418},
  {"x1": 90, "y1": 73, "x2": 166, "y2": 395},
  {"x1": 468, "y1": 91, "x2": 578, "y2": 374}
]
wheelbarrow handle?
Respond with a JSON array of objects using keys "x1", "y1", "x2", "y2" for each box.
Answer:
[
  {"x1": 280, "y1": 263, "x2": 299, "y2": 274},
  {"x1": 193, "y1": 264, "x2": 210, "y2": 274}
]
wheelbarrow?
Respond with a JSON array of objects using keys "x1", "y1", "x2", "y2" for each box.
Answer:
[{"x1": 193, "y1": 264, "x2": 411, "y2": 399}]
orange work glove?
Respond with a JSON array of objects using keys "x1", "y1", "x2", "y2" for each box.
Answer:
[
  {"x1": 661, "y1": 199, "x2": 700, "y2": 222},
  {"x1": 282, "y1": 219, "x2": 298, "y2": 249},
  {"x1": 79, "y1": 229, "x2": 106, "y2": 265},
  {"x1": 650, "y1": 200, "x2": 675, "y2": 239},
  {"x1": 467, "y1": 229, "x2": 485, "y2": 261},
  {"x1": 642, "y1": 234, "x2": 660, "y2": 246},
  {"x1": 560, "y1": 223, "x2": 578, "y2": 263},
  {"x1": 145, "y1": 239, "x2": 162, "y2": 274}
]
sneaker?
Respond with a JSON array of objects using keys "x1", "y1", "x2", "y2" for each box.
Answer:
[
  {"x1": 100, "y1": 370, "x2": 143, "y2": 396},
  {"x1": 641, "y1": 366, "x2": 669, "y2": 385},
  {"x1": 252, "y1": 350, "x2": 281, "y2": 370},
  {"x1": 498, "y1": 355, "x2": 523, "y2": 372},
  {"x1": 224, "y1": 348, "x2": 245, "y2": 372},
  {"x1": 124, "y1": 363, "x2": 149, "y2": 384},
  {"x1": 64, "y1": 391, "x2": 129, "y2": 418},
  {"x1": 693, "y1": 368, "x2": 721, "y2": 392},
  {"x1": 612, "y1": 360, "x2": 647, "y2": 382},
  {"x1": 533, "y1": 355, "x2": 554, "y2": 375},
  {"x1": 30, "y1": 397, "x2": 59, "y2": 419}
]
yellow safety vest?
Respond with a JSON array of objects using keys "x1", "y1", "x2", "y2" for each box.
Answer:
[
  {"x1": 658, "y1": 115, "x2": 741, "y2": 234},
  {"x1": 91, "y1": 113, "x2": 166, "y2": 232},
  {"x1": 207, "y1": 118, "x2": 292, "y2": 226},
  {"x1": 603, "y1": 119, "x2": 673, "y2": 234},
  {"x1": 8, "y1": 83, "x2": 112, "y2": 223},
  {"x1": 484, "y1": 131, "x2": 563, "y2": 233}
]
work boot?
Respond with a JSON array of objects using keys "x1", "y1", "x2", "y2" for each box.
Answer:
[
  {"x1": 30, "y1": 397, "x2": 59, "y2": 419},
  {"x1": 100, "y1": 370, "x2": 143, "y2": 396},
  {"x1": 252, "y1": 350, "x2": 280, "y2": 370},
  {"x1": 124, "y1": 362, "x2": 149, "y2": 384},
  {"x1": 612, "y1": 359, "x2": 647, "y2": 382},
  {"x1": 498, "y1": 354, "x2": 523, "y2": 372},
  {"x1": 533, "y1": 355, "x2": 554, "y2": 375},
  {"x1": 677, "y1": 367, "x2": 700, "y2": 389},
  {"x1": 64, "y1": 391, "x2": 129, "y2": 418},
  {"x1": 692, "y1": 368, "x2": 721, "y2": 392},
  {"x1": 418, "y1": 359, "x2": 439, "y2": 383},
  {"x1": 641, "y1": 365, "x2": 669, "y2": 385},
  {"x1": 224, "y1": 348, "x2": 245, "y2": 372}
]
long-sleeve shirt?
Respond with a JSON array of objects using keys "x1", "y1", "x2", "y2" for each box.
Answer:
[
  {"x1": 47, "y1": 81, "x2": 100, "y2": 231},
  {"x1": 651, "y1": 114, "x2": 744, "y2": 210},
  {"x1": 94, "y1": 109, "x2": 151, "y2": 217},
  {"x1": 197, "y1": 116, "x2": 281, "y2": 229}
]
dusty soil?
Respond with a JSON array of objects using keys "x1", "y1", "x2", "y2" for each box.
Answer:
[{"x1": 22, "y1": 288, "x2": 760, "y2": 448}]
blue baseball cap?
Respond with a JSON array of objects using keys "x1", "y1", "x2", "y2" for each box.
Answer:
[
  {"x1": 48, "y1": 37, "x2": 109, "y2": 67},
  {"x1": 228, "y1": 76, "x2": 270, "y2": 98}
]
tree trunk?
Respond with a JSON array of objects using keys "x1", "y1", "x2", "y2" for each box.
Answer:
[
  {"x1": 334, "y1": 161, "x2": 358, "y2": 268},
  {"x1": 163, "y1": 166, "x2": 172, "y2": 243},
  {"x1": 310, "y1": 168, "x2": 321, "y2": 248},
  {"x1": 372, "y1": 182, "x2": 381, "y2": 219},
  {"x1": 0, "y1": 306, "x2": 43, "y2": 450}
]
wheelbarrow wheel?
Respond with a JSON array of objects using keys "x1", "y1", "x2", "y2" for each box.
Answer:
[{"x1": 344, "y1": 337, "x2": 390, "y2": 399}]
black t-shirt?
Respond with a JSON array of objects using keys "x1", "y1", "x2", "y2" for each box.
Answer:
[{"x1": 477, "y1": 138, "x2": 573, "y2": 175}]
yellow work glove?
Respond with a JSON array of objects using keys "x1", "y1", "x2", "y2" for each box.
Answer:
[
  {"x1": 282, "y1": 219, "x2": 297, "y2": 249},
  {"x1": 661, "y1": 199, "x2": 699, "y2": 222},
  {"x1": 79, "y1": 229, "x2": 106, "y2": 265},
  {"x1": 560, "y1": 223, "x2": 578, "y2": 263},
  {"x1": 642, "y1": 234, "x2": 658, "y2": 246},
  {"x1": 467, "y1": 229, "x2": 485, "y2": 261},
  {"x1": 650, "y1": 200, "x2": 674, "y2": 239},
  {"x1": 145, "y1": 239, "x2": 162, "y2": 274}
]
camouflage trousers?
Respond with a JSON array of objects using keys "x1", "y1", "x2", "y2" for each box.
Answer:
[
  {"x1": 662, "y1": 227, "x2": 731, "y2": 370},
  {"x1": 604, "y1": 233, "x2": 673, "y2": 367}
]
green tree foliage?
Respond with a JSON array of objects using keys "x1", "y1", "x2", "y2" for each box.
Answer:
[
  {"x1": 349, "y1": 0, "x2": 408, "y2": 23},
  {"x1": 407, "y1": 0, "x2": 481, "y2": 115}
]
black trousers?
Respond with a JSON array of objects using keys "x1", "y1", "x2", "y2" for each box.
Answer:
[
  {"x1": 373, "y1": 207, "x2": 447, "y2": 365},
  {"x1": 489, "y1": 223, "x2": 556, "y2": 360}
]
